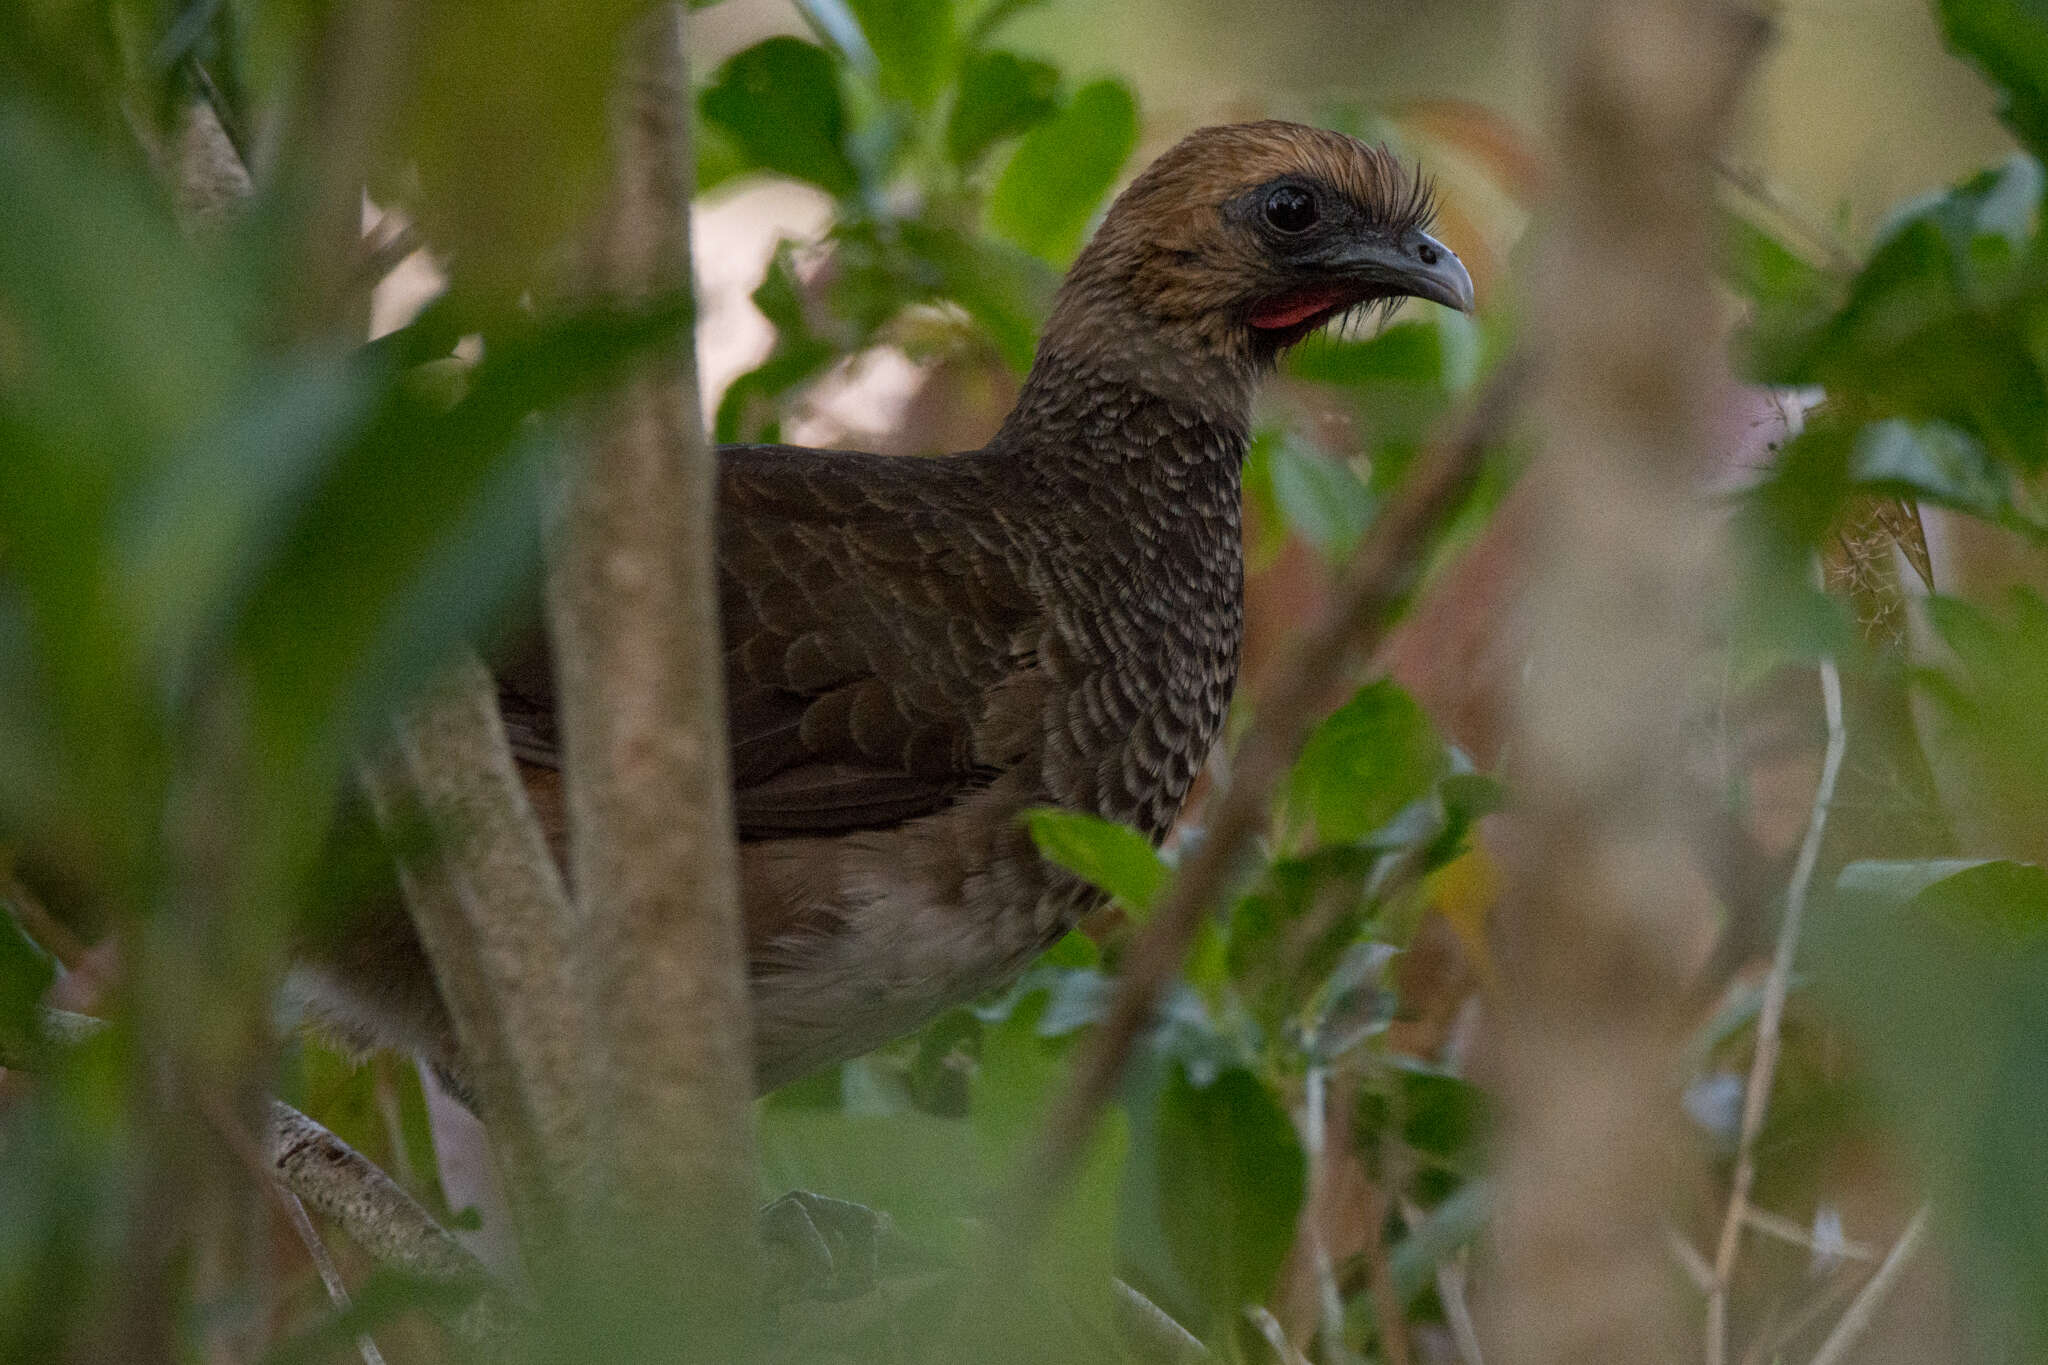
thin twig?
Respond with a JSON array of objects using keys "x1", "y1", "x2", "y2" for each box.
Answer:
[
  {"x1": 1707, "y1": 658, "x2": 1847, "y2": 1365},
  {"x1": 1737, "y1": 1262, "x2": 1861, "y2": 1365},
  {"x1": 1004, "y1": 358, "x2": 1529, "y2": 1239},
  {"x1": 1113, "y1": 1280, "x2": 1210, "y2": 1363},
  {"x1": 280, "y1": 1187, "x2": 389, "y2": 1365},
  {"x1": 1362, "y1": 1174, "x2": 1414, "y2": 1365},
  {"x1": 1408, "y1": 1198, "x2": 1487, "y2": 1365},
  {"x1": 1302, "y1": 1054, "x2": 1366, "y2": 1365},
  {"x1": 1245, "y1": 1304, "x2": 1314, "y2": 1365},
  {"x1": 1743, "y1": 1206, "x2": 1874, "y2": 1264},
  {"x1": 3, "y1": 877, "x2": 92, "y2": 975},
  {"x1": 1713, "y1": 158, "x2": 1857, "y2": 275},
  {"x1": 1669, "y1": 1225, "x2": 1716, "y2": 1297},
  {"x1": 1805, "y1": 1206, "x2": 1929, "y2": 1365},
  {"x1": 1438, "y1": 1250, "x2": 1486, "y2": 1365}
]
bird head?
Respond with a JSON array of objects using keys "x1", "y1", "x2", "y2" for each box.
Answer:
[{"x1": 1047, "y1": 121, "x2": 1474, "y2": 373}]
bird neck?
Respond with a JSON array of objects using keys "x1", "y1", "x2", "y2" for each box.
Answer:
[{"x1": 986, "y1": 331, "x2": 1257, "y2": 487}]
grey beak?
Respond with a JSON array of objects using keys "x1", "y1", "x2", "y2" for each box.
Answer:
[{"x1": 1329, "y1": 229, "x2": 1476, "y2": 314}]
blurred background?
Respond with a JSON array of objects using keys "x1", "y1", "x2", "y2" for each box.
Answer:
[{"x1": 6, "y1": 0, "x2": 2048, "y2": 1361}]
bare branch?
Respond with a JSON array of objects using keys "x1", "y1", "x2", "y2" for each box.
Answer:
[
  {"x1": 547, "y1": 0, "x2": 758, "y2": 1323},
  {"x1": 363, "y1": 653, "x2": 587, "y2": 1244},
  {"x1": 1116, "y1": 1280, "x2": 1211, "y2": 1363},
  {"x1": 1709, "y1": 658, "x2": 1847, "y2": 1361},
  {"x1": 279, "y1": 1186, "x2": 390, "y2": 1365},
  {"x1": 1806, "y1": 1206, "x2": 1930, "y2": 1365}
]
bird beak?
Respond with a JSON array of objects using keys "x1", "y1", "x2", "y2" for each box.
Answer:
[{"x1": 1324, "y1": 229, "x2": 1476, "y2": 314}]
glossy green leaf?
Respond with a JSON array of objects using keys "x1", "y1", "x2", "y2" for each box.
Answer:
[
  {"x1": 1287, "y1": 317, "x2": 1448, "y2": 388},
  {"x1": 947, "y1": 49, "x2": 1060, "y2": 166},
  {"x1": 846, "y1": 0, "x2": 951, "y2": 108},
  {"x1": 899, "y1": 221, "x2": 1056, "y2": 373},
  {"x1": 1917, "y1": 590, "x2": 2048, "y2": 854},
  {"x1": 1026, "y1": 807, "x2": 1168, "y2": 914},
  {"x1": 1266, "y1": 437, "x2": 1375, "y2": 557},
  {"x1": 1850, "y1": 418, "x2": 2011, "y2": 518},
  {"x1": 700, "y1": 37, "x2": 859, "y2": 196},
  {"x1": 1751, "y1": 159, "x2": 2048, "y2": 473},
  {"x1": 1288, "y1": 680, "x2": 1445, "y2": 846},
  {"x1": 1388, "y1": 1178, "x2": 1489, "y2": 1302},
  {"x1": 1812, "y1": 858, "x2": 2048, "y2": 1357},
  {"x1": 401, "y1": 0, "x2": 640, "y2": 295},
  {"x1": 0, "y1": 913, "x2": 55, "y2": 1060},
  {"x1": 1126, "y1": 1062, "x2": 1305, "y2": 1332},
  {"x1": 963, "y1": 0, "x2": 1048, "y2": 45},
  {"x1": 988, "y1": 78, "x2": 1137, "y2": 264},
  {"x1": 1938, "y1": 0, "x2": 2048, "y2": 157}
]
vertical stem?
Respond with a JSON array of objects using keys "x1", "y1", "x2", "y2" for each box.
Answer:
[
  {"x1": 548, "y1": 2, "x2": 757, "y2": 1346},
  {"x1": 1484, "y1": 1, "x2": 1768, "y2": 1361},
  {"x1": 1707, "y1": 659, "x2": 1847, "y2": 1361}
]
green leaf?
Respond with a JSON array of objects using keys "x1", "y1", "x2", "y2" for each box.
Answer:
[
  {"x1": 231, "y1": 299, "x2": 689, "y2": 767},
  {"x1": 715, "y1": 246, "x2": 840, "y2": 442},
  {"x1": 119, "y1": 351, "x2": 373, "y2": 685},
  {"x1": 1916, "y1": 589, "x2": 2048, "y2": 853},
  {"x1": 1288, "y1": 681, "x2": 1445, "y2": 846},
  {"x1": 1026, "y1": 808, "x2": 1168, "y2": 914},
  {"x1": 1719, "y1": 210, "x2": 1835, "y2": 308},
  {"x1": 0, "y1": 912, "x2": 55, "y2": 1060},
  {"x1": 899, "y1": 222, "x2": 1057, "y2": 373},
  {"x1": 1390, "y1": 1061, "x2": 1488, "y2": 1175},
  {"x1": 1286, "y1": 317, "x2": 1447, "y2": 388},
  {"x1": 400, "y1": 0, "x2": 640, "y2": 295},
  {"x1": 846, "y1": 0, "x2": 951, "y2": 108},
  {"x1": 1388, "y1": 1179, "x2": 1490, "y2": 1302},
  {"x1": 987, "y1": 79, "x2": 1137, "y2": 264},
  {"x1": 1266, "y1": 437, "x2": 1374, "y2": 557},
  {"x1": 700, "y1": 37, "x2": 859, "y2": 196},
  {"x1": 963, "y1": 0, "x2": 1048, "y2": 45},
  {"x1": 1938, "y1": 0, "x2": 2048, "y2": 158},
  {"x1": 946, "y1": 49, "x2": 1060, "y2": 166},
  {"x1": 1755, "y1": 159, "x2": 2048, "y2": 473},
  {"x1": 1850, "y1": 418, "x2": 2011, "y2": 518},
  {"x1": 1812, "y1": 858, "x2": 2048, "y2": 1357},
  {"x1": 1126, "y1": 1063, "x2": 1306, "y2": 1332}
]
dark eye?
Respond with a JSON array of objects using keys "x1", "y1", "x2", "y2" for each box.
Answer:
[{"x1": 1263, "y1": 185, "x2": 1318, "y2": 233}]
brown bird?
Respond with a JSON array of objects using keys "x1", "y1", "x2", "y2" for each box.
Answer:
[{"x1": 296, "y1": 120, "x2": 1474, "y2": 1096}]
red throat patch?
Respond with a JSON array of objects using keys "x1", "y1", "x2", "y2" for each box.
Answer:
[{"x1": 1249, "y1": 285, "x2": 1354, "y2": 331}]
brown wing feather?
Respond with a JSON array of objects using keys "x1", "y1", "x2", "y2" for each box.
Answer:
[{"x1": 493, "y1": 443, "x2": 1042, "y2": 839}]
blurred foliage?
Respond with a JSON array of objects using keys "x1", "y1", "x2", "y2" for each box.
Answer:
[
  {"x1": 4, "y1": 0, "x2": 2048, "y2": 1362},
  {"x1": 699, "y1": 0, "x2": 1137, "y2": 441},
  {"x1": 1702, "y1": 4, "x2": 2048, "y2": 1357}
]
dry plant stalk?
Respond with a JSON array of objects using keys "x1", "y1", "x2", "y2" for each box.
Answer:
[
  {"x1": 1482, "y1": 1, "x2": 1768, "y2": 1361},
  {"x1": 547, "y1": 0, "x2": 759, "y2": 1317}
]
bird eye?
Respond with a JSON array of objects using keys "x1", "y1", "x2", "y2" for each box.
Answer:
[{"x1": 1262, "y1": 185, "x2": 1318, "y2": 233}]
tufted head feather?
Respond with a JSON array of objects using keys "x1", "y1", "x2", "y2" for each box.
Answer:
[{"x1": 1042, "y1": 120, "x2": 1470, "y2": 375}]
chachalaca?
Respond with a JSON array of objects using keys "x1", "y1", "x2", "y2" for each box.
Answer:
[{"x1": 297, "y1": 120, "x2": 1474, "y2": 1095}]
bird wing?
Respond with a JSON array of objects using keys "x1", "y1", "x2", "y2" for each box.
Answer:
[{"x1": 494, "y1": 444, "x2": 1043, "y2": 839}]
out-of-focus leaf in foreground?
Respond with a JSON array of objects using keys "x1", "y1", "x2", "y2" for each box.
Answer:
[
  {"x1": 1813, "y1": 858, "x2": 2048, "y2": 1358},
  {"x1": 1120, "y1": 1060, "x2": 1305, "y2": 1339}
]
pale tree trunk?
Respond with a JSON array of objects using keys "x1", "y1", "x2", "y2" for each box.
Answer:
[
  {"x1": 548, "y1": 2, "x2": 759, "y2": 1349},
  {"x1": 1482, "y1": 1, "x2": 1768, "y2": 1361}
]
